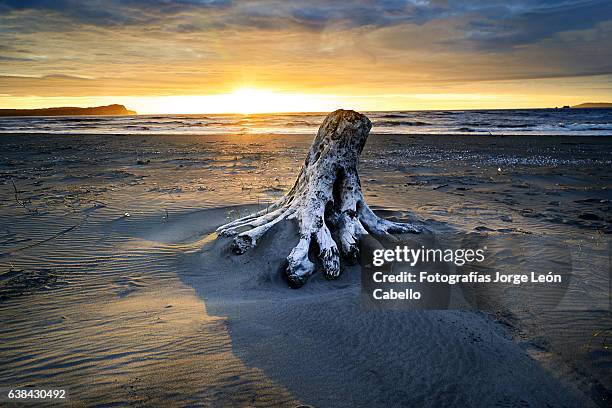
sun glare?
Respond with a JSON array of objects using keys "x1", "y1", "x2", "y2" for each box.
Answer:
[
  {"x1": 230, "y1": 88, "x2": 283, "y2": 114},
  {"x1": 125, "y1": 88, "x2": 341, "y2": 114},
  {"x1": 221, "y1": 88, "x2": 341, "y2": 114},
  {"x1": 4, "y1": 89, "x2": 537, "y2": 115}
]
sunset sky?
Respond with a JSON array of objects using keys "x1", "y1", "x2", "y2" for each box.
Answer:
[{"x1": 1, "y1": 0, "x2": 611, "y2": 113}]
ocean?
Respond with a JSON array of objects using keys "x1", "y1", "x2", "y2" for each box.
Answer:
[{"x1": 1, "y1": 108, "x2": 612, "y2": 136}]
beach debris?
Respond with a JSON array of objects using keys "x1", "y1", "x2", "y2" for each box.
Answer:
[
  {"x1": 0, "y1": 268, "x2": 64, "y2": 302},
  {"x1": 91, "y1": 200, "x2": 107, "y2": 208},
  {"x1": 216, "y1": 109, "x2": 422, "y2": 288},
  {"x1": 578, "y1": 213, "x2": 601, "y2": 221},
  {"x1": 10, "y1": 179, "x2": 38, "y2": 214}
]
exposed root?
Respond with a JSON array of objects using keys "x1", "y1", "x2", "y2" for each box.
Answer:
[
  {"x1": 286, "y1": 236, "x2": 315, "y2": 288},
  {"x1": 315, "y1": 223, "x2": 340, "y2": 279},
  {"x1": 358, "y1": 201, "x2": 421, "y2": 235},
  {"x1": 230, "y1": 206, "x2": 293, "y2": 254},
  {"x1": 217, "y1": 195, "x2": 291, "y2": 233},
  {"x1": 219, "y1": 205, "x2": 288, "y2": 237},
  {"x1": 216, "y1": 109, "x2": 422, "y2": 287},
  {"x1": 336, "y1": 214, "x2": 366, "y2": 264}
]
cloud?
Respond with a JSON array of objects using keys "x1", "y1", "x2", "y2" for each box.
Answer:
[
  {"x1": 0, "y1": 0, "x2": 233, "y2": 30},
  {"x1": 0, "y1": 55, "x2": 37, "y2": 62},
  {"x1": 0, "y1": 0, "x2": 610, "y2": 101},
  {"x1": 1, "y1": 1, "x2": 609, "y2": 37},
  {"x1": 457, "y1": 0, "x2": 612, "y2": 49},
  {"x1": 41, "y1": 74, "x2": 94, "y2": 80}
]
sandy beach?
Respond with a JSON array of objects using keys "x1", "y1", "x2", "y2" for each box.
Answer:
[{"x1": 0, "y1": 130, "x2": 610, "y2": 407}]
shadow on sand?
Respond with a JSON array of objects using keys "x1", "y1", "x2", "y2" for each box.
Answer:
[{"x1": 138, "y1": 205, "x2": 588, "y2": 408}]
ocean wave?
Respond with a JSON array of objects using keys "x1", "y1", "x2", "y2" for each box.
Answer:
[
  {"x1": 378, "y1": 113, "x2": 408, "y2": 119},
  {"x1": 496, "y1": 123, "x2": 536, "y2": 128},
  {"x1": 123, "y1": 125, "x2": 150, "y2": 130},
  {"x1": 563, "y1": 123, "x2": 612, "y2": 131},
  {"x1": 459, "y1": 122, "x2": 492, "y2": 126},
  {"x1": 1, "y1": 110, "x2": 611, "y2": 136},
  {"x1": 278, "y1": 120, "x2": 320, "y2": 127},
  {"x1": 374, "y1": 120, "x2": 431, "y2": 127}
]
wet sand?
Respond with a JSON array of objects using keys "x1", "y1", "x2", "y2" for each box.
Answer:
[{"x1": 1, "y1": 133, "x2": 610, "y2": 406}]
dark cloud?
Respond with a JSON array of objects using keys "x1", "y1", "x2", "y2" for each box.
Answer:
[
  {"x1": 0, "y1": 0, "x2": 233, "y2": 27},
  {"x1": 0, "y1": 0, "x2": 609, "y2": 41},
  {"x1": 459, "y1": 0, "x2": 612, "y2": 49}
]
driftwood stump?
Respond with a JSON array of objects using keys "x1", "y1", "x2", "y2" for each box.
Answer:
[{"x1": 217, "y1": 109, "x2": 421, "y2": 287}]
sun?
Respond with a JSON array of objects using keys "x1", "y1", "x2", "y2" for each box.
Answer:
[
  {"x1": 230, "y1": 88, "x2": 278, "y2": 114},
  {"x1": 226, "y1": 88, "x2": 332, "y2": 114}
]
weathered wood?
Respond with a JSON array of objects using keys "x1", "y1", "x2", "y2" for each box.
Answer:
[{"x1": 217, "y1": 109, "x2": 421, "y2": 287}]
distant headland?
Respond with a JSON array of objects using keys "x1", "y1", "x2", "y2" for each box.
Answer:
[
  {"x1": 571, "y1": 102, "x2": 612, "y2": 108},
  {"x1": 0, "y1": 104, "x2": 137, "y2": 117}
]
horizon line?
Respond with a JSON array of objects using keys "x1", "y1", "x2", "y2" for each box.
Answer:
[{"x1": 0, "y1": 106, "x2": 612, "y2": 117}]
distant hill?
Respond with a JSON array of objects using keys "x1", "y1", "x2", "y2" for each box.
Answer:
[
  {"x1": 0, "y1": 104, "x2": 137, "y2": 117},
  {"x1": 572, "y1": 102, "x2": 612, "y2": 108}
]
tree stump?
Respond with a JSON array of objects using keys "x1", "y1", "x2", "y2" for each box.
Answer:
[{"x1": 217, "y1": 109, "x2": 421, "y2": 287}]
